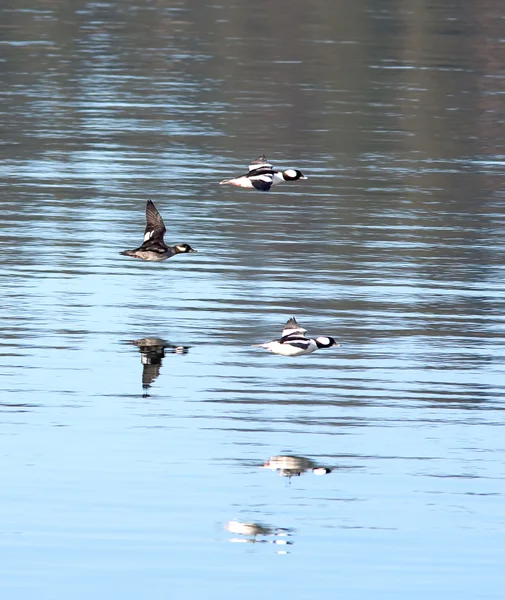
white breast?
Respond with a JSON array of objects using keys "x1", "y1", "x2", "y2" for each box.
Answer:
[
  {"x1": 271, "y1": 172, "x2": 286, "y2": 186},
  {"x1": 264, "y1": 340, "x2": 317, "y2": 356},
  {"x1": 230, "y1": 176, "x2": 255, "y2": 188}
]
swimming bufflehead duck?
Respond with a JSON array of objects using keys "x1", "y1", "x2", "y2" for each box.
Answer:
[
  {"x1": 254, "y1": 317, "x2": 339, "y2": 356},
  {"x1": 120, "y1": 200, "x2": 197, "y2": 261},
  {"x1": 219, "y1": 155, "x2": 307, "y2": 191}
]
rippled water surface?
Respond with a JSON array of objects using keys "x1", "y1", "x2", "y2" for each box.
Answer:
[{"x1": 1, "y1": 2, "x2": 505, "y2": 599}]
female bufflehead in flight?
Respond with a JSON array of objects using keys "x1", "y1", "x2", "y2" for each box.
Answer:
[
  {"x1": 120, "y1": 200, "x2": 197, "y2": 262},
  {"x1": 254, "y1": 317, "x2": 339, "y2": 356},
  {"x1": 220, "y1": 155, "x2": 307, "y2": 191}
]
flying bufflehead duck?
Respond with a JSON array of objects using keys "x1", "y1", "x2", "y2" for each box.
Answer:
[
  {"x1": 219, "y1": 155, "x2": 307, "y2": 191},
  {"x1": 120, "y1": 200, "x2": 196, "y2": 262},
  {"x1": 254, "y1": 317, "x2": 339, "y2": 356}
]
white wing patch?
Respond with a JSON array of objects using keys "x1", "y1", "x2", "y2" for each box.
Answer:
[
  {"x1": 144, "y1": 230, "x2": 154, "y2": 242},
  {"x1": 249, "y1": 161, "x2": 272, "y2": 171},
  {"x1": 251, "y1": 174, "x2": 274, "y2": 184},
  {"x1": 282, "y1": 326, "x2": 307, "y2": 337}
]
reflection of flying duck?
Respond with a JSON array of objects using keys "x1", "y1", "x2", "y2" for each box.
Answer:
[
  {"x1": 262, "y1": 455, "x2": 332, "y2": 478},
  {"x1": 127, "y1": 337, "x2": 189, "y2": 396},
  {"x1": 226, "y1": 520, "x2": 275, "y2": 537},
  {"x1": 220, "y1": 155, "x2": 307, "y2": 192},
  {"x1": 225, "y1": 520, "x2": 293, "y2": 547}
]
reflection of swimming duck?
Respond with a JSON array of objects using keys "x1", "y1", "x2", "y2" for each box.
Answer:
[
  {"x1": 220, "y1": 155, "x2": 307, "y2": 191},
  {"x1": 254, "y1": 317, "x2": 340, "y2": 356},
  {"x1": 127, "y1": 337, "x2": 189, "y2": 396},
  {"x1": 121, "y1": 200, "x2": 197, "y2": 261},
  {"x1": 262, "y1": 455, "x2": 332, "y2": 478}
]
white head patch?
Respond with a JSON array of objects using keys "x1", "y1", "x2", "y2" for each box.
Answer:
[
  {"x1": 316, "y1": 336, "x2": 331, "y2": 346},
  {"x1": 284, "y1": 169, "x2": 297, "y2": 178}
]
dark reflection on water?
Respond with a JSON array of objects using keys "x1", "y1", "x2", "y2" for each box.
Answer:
[
  {"x1": 126, "y1": 337, "x2": 190, "y2": 396},
  {"x1": 1, "y1": 1, "x2": 505, "y2": 598}
]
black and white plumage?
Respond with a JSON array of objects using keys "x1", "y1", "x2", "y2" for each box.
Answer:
[
  {"x1": 120, "y1": 200, "x2": 197, "y2": 262},
  {"x1": 219, "y1": 155, "x2": 307, "y2": 192},
  {"x1": 254, "y1": 317, "x2": 339, "y2": 357}
]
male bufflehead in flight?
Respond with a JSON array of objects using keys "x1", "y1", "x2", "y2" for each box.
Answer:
[
  {"x1": 254, "y1": 317, "x2": 339, "y2": 356},
  {"x1": 120, "y1": 200, "x2": 196, "y2": 262},
  {"x1": 220, "y1": 155, "x2": 307, "y2": 191}
]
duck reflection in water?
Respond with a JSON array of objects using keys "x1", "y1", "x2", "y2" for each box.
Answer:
[
  {"x1": 262, "y1": 455, "x2": 332, "y2": 480},
  {"x1": 225, "y1": 520, "x2": 293, "y2": 549},
  {"x1": 126, "y1": 337, "x2": 189, "y2": 397}
]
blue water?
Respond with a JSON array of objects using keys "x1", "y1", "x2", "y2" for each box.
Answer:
[{"x1": 1, "y1": 2, "x2": 505, "y2": 598}]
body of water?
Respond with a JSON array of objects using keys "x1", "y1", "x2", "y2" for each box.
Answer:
[{"x1": 1, "y1": 2, "x2": 504, "y2": 599}]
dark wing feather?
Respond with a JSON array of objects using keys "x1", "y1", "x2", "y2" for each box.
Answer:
[
  {"x1": 282, "y1": 318, "x2": 307, "y2": 337},
  {"x1": 248, "y1": 165, "x2": 275, "y2": 177},
  {"x1": 250, "y1": 174, "x2": 274, "y2": 191},
  {"x1": 248, "y1": 155, "x2": 273, "y2": 172},
  {"x1": 144, "y1": 200, "x2": 166, "y2": 242},
  {"x1": 141, "y1": 346, "x2": 165, "y2": 389},
  {"x1": 142, "y1": 362, "x2": 162, "y2": 389},
  {"x1": 285, "y1": 317, "x2": 300, "y2": 330},
  {"x1": 279, "y1": 335, "x2": 311, "y2": 349},
  {"x1": 139, "y1": 241, "x2": 172, "y2": 255}
]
